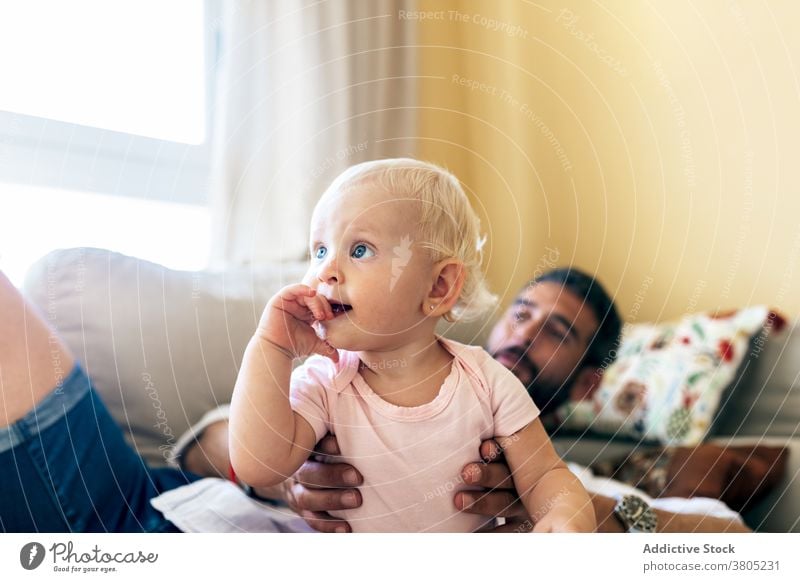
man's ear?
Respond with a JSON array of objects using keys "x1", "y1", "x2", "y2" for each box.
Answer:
[
  {"x1": 568, "y1": 366, "x2": 603, "y2": 402},
  {"x1": 426, "y1": 259, "x2": 466, "y2": 318}
]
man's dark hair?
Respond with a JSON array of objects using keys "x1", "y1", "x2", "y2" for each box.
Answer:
[{"x1": 532, "y1": 267, "x2": 622, "y2": 369}]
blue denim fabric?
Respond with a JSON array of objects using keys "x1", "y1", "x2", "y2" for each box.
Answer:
[{"x1": 0, "y1": 363, "x2": 201, "y2": 532}]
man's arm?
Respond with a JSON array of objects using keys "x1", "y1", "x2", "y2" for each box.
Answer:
[
  {"x1": 591, "y1": 494, "x2": 751, "y2": 533},
  {"x1": 456, "y1": 439, "x2": 752, "y2": 533}
]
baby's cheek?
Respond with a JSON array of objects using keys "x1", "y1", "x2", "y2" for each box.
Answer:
[
  {"x1": 389, "y1": 271, "x2": 427, "y2": 303},
  {"x1": 388, "y1": 313, "x2": 428, "y2": 337}
]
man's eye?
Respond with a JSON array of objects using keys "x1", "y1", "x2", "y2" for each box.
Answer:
[
  {"x1": 546, "y1": 324, "x2": 567, "y2": 341},
  {"x1": 512, "y1": 310, "x2": 528, "y2": 322},
  {"x1": 351, "y1": 243, "x2": 374, "y2": 259},
  {"x1": 314, "y1": 247, "x2": 327, "y2": 259}
]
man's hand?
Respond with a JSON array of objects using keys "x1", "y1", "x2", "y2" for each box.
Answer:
[
  {"x1": 455, "y1": 439, "x2": 533, "y2": 532},
  {"x1": 285, "y1": 435, "x2": 363, "y2": 533}
]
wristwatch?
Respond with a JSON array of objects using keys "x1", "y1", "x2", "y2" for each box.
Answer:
[{"x1": 613, "y1": 494, "x2": 658, "y2": 533}]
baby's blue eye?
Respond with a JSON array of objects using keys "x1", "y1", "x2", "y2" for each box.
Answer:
[
  {"x1": 351, "y1": 244, "x2": 373, "y2": 259},
  {"x1": 315, "y1": 246, "x2": 327, "y2": 260}
]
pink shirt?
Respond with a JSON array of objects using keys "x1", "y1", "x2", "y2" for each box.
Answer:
[{"x1": 289, "y1": 337, "x2": 539, "y2": 532}]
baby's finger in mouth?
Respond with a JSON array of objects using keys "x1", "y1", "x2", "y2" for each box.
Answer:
[
  {"x1": 313, "y1": 294, "x2": 334, "y2": 320},
  {"x1": 308, "y1": 295, "x2": 332, "y2": 320}
]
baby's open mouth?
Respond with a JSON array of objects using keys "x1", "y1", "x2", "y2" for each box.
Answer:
[{"x1": 328, "y1": 300, "x2": 353, "y2": 317}]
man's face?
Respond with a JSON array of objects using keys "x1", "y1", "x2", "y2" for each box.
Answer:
[{"x1": 485, "y1": 281, "x2": 600, "y2": 414}]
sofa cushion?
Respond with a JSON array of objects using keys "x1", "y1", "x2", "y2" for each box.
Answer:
[
  {"x1": 712, "y1": 319, "x2": 800, "y2": 438},
  {"x1": 551, "y1": 307, "x2": 778, "y2": 445}
]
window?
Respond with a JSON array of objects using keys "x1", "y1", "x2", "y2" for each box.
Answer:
[
  {"x1": 0, "y1": 184, "x2": 210, "y2": 287},
  {"x1": 0, "y1": 0, "x2": 218, "y2": 285},
  {"x1": 0, "y1": 0, "x2": 207, "y2": 144}
]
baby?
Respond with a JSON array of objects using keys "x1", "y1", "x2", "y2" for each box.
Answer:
[{"x1": 229, "y1": 159, "x2": 596, "y2": 532}]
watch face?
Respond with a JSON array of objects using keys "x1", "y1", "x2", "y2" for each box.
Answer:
[
  {"x1": 624, "y1": 496, "x2": 645, "y2": 515},
  {"x1": 617, "y1": 495, "x2": 657, "y2": 533}
]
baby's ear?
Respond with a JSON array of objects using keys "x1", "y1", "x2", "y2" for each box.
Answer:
[{"x1": 426, "y1": 259, "x2": 465, "y2": 316}]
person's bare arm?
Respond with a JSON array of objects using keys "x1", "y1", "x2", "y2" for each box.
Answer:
[
  {"x1": 591, "y1": 494, "x2": 751, "y2": 533},
  {"x1": 229, "y1": 333, "x2": 316, "y2": 486},
  {"x1": 496, "y1": 419, "x2": 596, "y2": 532},
  {"x1": 229, "y1": 283, "x2": 338, "y2": 487}
]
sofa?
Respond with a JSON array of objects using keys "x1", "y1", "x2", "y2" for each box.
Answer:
[{"x1": 22, "y1": 247, "x2": 800, "y2": 532}]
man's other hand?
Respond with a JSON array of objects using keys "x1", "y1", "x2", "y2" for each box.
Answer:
[
  {"x1": 285, "y1": 434, "x2": 363, "y2": 533},
  {"x1": 456, "y1": 439, "x2": 531, "y2": 532}
]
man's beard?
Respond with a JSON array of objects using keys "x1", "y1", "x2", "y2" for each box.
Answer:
[{"x1": 492, "y1": 346, "x2": 573, "y2": 415}]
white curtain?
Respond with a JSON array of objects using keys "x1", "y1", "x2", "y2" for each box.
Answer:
[{"x1": 209, "y1": 0, "x2": 417, "y2": 267}]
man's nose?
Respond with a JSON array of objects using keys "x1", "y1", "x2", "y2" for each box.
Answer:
[
  {"x1": 512, "y1": 316, "x2": 544, "y2": 345},
  {"x1": 316, "y1": 253, "x2": 342, "y2": 284}
]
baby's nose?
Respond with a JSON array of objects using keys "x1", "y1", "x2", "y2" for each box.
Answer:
[{"x1": 316, "y1": 255, "x2": 342, "y2": 284}]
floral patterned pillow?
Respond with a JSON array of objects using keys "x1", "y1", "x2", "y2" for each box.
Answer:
[{"x1": 551, "y1": 306, "x2": 784, "y2": 445}]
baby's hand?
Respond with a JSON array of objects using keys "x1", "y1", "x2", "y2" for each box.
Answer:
[
  {"x1": 532, "y1": 506, "x2": 595, "y2": 533},
  {"x1": 256, "y1": 283, "x2": 338, "y2": 362}
]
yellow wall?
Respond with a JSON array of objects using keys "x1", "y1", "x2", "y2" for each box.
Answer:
[{"x1": 417, "y1": 0, "x2": 800, "y2": 322}]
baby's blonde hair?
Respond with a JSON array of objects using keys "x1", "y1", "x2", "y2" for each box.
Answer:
[{"x1": 325, "y1": 158, "x2": 498, "y2": 322}]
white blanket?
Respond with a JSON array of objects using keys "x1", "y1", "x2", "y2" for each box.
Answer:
[{"x1": 150, "y1": 478, "x2": 313, "y2": 533}]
